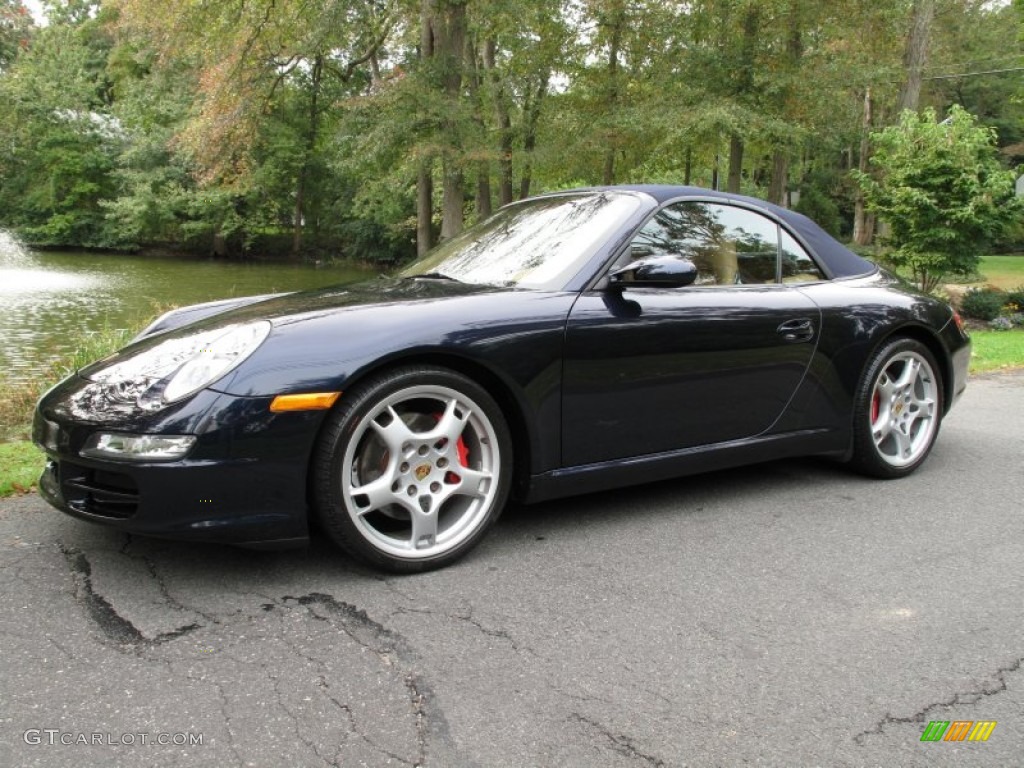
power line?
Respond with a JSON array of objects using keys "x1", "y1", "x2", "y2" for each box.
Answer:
[{"x1": 921, "y1": 65, "x2": 1024, "y2": 81}]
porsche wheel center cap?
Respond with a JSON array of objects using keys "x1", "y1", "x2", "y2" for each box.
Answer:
[{"x1": 414, "y1": 463, "x2": 432, "y2": 481}]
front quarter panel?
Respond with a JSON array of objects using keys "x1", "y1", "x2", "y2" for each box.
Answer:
[{"x1": 211, "y1": 289, "x2": 578, "y2": 475}]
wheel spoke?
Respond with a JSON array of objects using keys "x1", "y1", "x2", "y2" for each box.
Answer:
[
  {"x1": 410, "y1": 508, "x2": 438, "y2": 549},
  {"x1": 875, "y1": 372, "x2": 894, "y2": 402},
  {"x1": 891, "y1": 425, "x2": 913, "y2": 460},
  {"x1": 873, "y1": 418, "x2": 893, "y2": 445},
  {"x1": 349, "y1": 476, "x2": 402, "y2": 515},
  {"x1": 447, "y1": 466, "x2": 492, "y2": 499},
  {"x1": 369, "y1": 406, "x2": 416, "y2": 453},
  {"x1": 909, "y1": 394, "x2": 935, "y2": 415},
  {"x1": 433, "y1": 397, "x2": 471, "y2": 442},
  {"x1": 895, "y1": 358, "x2": 921, "y2": 389}
]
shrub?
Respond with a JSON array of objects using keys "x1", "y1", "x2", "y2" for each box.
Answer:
[
  {"x1": 988, "y1": 316, "x2": 1013, "y2": 331},
  {"x1": 960, "y1": 288, "x2": 1007, "y2": 321},
  {"x1": 1005, "y1": 286, "x2": 1024, "y2": 313}
]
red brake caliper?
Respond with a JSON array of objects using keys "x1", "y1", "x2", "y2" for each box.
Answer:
[
  {"x1": 434, "y1": 413, "x2": 470, "y2": 483},
  {"x1": 871, "y1": 391, "x2": 880, "y2": 424}
]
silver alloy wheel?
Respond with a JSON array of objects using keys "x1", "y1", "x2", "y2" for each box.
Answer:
[
  {"x1": 340, "y1": 384, "x2": 500, "y2": 560},
  {"x1": 869, "y1": 350, "x2": 939, "y2": 468}
]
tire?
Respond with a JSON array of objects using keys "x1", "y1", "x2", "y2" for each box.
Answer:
[
  {"x1": 849, "y1": 337, "x2": 943, "y2": 479},
  {"x1": 312, "y1": 365, "x2": 512, "y2": 572}
]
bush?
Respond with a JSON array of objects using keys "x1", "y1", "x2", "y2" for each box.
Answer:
[
  {"x1": 960, "y1": 288, "x2": 1007, "y2": 321},
  {"x1": 1006, "y1": 286, "x2": 1024, "y2": 313},
  {"x1": 988, "y1": 316, "x2": 1014, "y2": 331}
]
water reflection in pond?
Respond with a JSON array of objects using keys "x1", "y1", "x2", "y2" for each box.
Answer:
[{"x1": 0, "y1": 233, "x2": 376, "y2": 385}]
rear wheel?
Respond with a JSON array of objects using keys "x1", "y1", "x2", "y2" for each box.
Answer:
[
  {"x1": 850, "y1": 338, "x2": 943, "y2": 478},
  {"x1": 313, "y1": 366, "x2": 512, "y2": 572}
]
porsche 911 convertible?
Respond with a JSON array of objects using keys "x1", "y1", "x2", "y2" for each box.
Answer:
[{"x1": 34, "y1": 186, "x2": 971, "y2": 571}]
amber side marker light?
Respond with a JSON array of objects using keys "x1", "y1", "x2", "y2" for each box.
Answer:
[{"x1": 270, "y1": 392, "x2": 341, "y2": 412}]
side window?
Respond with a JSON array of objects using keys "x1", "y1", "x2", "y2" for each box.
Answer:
[
  {"x1": 780, "y1": 229, "x2": 826, "y2": 283},
  {"x1": 628, "y1": 202, "x2": 780, "y2": 286}
]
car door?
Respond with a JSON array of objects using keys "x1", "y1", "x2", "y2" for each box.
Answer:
[{"x1": 561, "y1": 200, "x2": 823, "y2": 467}]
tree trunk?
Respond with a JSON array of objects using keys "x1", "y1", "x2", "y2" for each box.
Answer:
[
  {"x1": 684, "y1": 147, "x2": 692, "y2": 185},
  {"x1": 725, "y1": 6, "x2": 760, "y2": 195},
  {"x1": 476, "y1": 166, "x2": 491, "y2": 218},
  {"x1": 466, "y1": 37, "x2": 491, "y2": 219},
  {"x1": 291, "y1": 55, "x2": 323, "y2": 260},
  {"x1": 483, "y1": 38, "x2": 514, "y2": 207},
  {"x1": 519, "y1": 74, "x2": 548, "y2": 200},
  {"x1": 602, "y1": 4, "x2": 624, "y2": 186},
  {"x1": 853, "y1": 87, "x2": 874, "y2": 246},
  {"x1": 438, "y1": 0, "x2": 467, "y2": 239},
  {"x1": 416, "y1": 0, "x2": 436, "y2": 256},
  {"x1": 727, "y1": 135, "x2": 743, "y2": 193},
  {"x1": 419, "y1": 0, "x2": 467, "y2": 243},
  {"x1": 768, "y1": 151, "x2": 788, "y2": 206},
  {"x1": 897, "y1": 0, "x2": 935, "y2": 113},
  {"x1": 441, "y1": 161, "x2": 464, "y2": 240},
  {"x1": 417, "y1": 161, "x2": 433, "y2": 257}
]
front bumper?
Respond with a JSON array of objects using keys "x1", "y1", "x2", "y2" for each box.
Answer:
[{"x1": 34, "y1": 377, "x2": 327, "y2": 547}]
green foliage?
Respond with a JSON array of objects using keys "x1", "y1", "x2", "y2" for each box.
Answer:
[
  {"x1": 960, "y1": 288, "x2": 1008, "y2": 321},
  {"x1": 854, "y1": 105, "x2": 1021, "y2": 293},
  {"x1": 0, "y1": 441, "x2": 40, "y2": 497},
  {"x1": 794, "y1": 185, "x2": 842, "y2": 238},
  {"x1": 1006, "y1": 287, "x2": 1024, "y2": 312},
  {"x1": 0, "y1": 1, "x2": 1021, "y2": 261},
  {"x1": 0, "y1": 1, "x2": 33, "y2": 72}
]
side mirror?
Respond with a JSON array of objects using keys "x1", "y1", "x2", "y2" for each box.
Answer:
[{"x1": 609, "y1": 256, "x2": 698, "y2": 289}]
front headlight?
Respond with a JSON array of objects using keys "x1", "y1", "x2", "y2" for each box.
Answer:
[{"x1": 86, "y1": 321, "x2": 271, "y2": 409}]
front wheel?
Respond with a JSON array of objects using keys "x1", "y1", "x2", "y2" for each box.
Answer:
[
  {"x1": 849, "y1": 338, "x2": 943, "y2": 479},
  {"x1": 312, "y1": 366, "x2": 512, "y2": 572}
]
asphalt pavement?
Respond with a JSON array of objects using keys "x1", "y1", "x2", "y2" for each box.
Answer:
[{"x1": 1, "y1": 371, "x2": 1022, "y2": 767}]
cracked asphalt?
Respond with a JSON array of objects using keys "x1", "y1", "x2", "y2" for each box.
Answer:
[{"x1": 1, "y1": 370, "x2": 1022, "y2": 767}]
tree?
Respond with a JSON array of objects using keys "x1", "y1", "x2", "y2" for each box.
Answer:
[
  {"x1": 0, "y1": 2, "x2": 122, "y2": 247},
  {"x1": 0, "y1": 0, "x2": 33, "y2": 71},
  {"x1": 114, "y1": 0, "x2": 395, "y2": 258},
  {"x1": 855, "y1": 105, "x2": 1019, "y2": 292}
]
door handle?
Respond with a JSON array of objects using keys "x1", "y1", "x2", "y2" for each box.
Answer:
[{"x1": 777, "y1": 318, "x2": 815, "y2": 343}]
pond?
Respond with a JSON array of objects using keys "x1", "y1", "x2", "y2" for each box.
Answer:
[{"x1": 0, "y1": 232, "x2": 376, "y2": 385}]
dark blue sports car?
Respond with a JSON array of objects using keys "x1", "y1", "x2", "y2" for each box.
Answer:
[{"x1": 34, "y1": 186, "x2": 971, "y2": 571}]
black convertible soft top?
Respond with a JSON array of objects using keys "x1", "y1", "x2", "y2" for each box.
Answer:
[{"x1": 582, "y1": 185, "x2": 878, "y2": 280}]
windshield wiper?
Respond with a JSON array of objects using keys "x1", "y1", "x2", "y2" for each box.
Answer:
[{"x1": 407, "y1": 272, "x2": 461, "y2": 282}]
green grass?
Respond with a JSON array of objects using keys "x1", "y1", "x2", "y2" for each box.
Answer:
[
  {"x1": 970, "y1": 329, "x2": 1024, "y2": 374},
  {"x1": 974, "y1": 254, "x2": 1024, "y2": 291},
  {"x1": 0, "y1": 441, "x2": 42, "y2": 496},
  {"x1": 1, "y1": 325, "x2": 139, "y2": 498}
]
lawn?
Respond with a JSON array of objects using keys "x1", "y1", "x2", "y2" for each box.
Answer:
[
  {"x1": 974, "y1": 254, "x2": 1024, "y2": 291},
  {"x1": 970, "y1": 329, "x2": 1024, "y2": 374},
  {"x1": 0, "y1": 441, "x2": 40, "y2": 496}
]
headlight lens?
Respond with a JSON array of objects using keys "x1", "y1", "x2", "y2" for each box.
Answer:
[
  {"x1": 86, "y1": 321, "x2": 271, "y2": 408},
  {"x1": 81, "y1": 433, "x2": 197, "y2": 461}
]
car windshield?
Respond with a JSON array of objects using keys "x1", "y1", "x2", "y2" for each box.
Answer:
[{"x1": 399, "y1": 192, "x2": 644, "y2": 289}]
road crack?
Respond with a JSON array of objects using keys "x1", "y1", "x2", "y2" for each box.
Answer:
[
  {"x1": 853, "y1": 655, "x2": 1024, "y2": 744},
  {"x1": 571, "y1": 712, "x2": 667, "y2": 767},
  {"x1": 59, "y1": 544, "x2": 201, "y2": 649}
]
